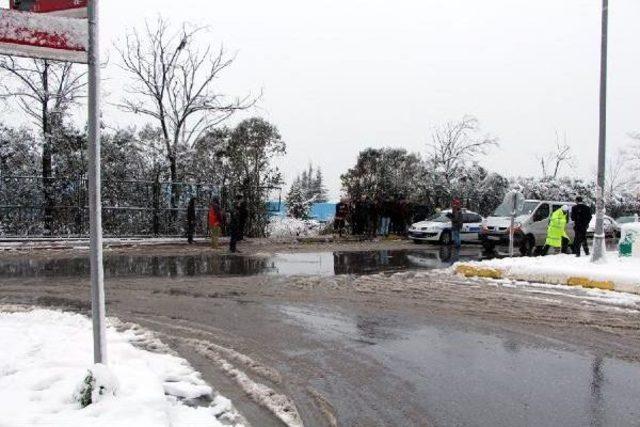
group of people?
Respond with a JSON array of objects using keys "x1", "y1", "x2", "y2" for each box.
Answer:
[
  {"x1": 186, "y1": 194, "x2": 248, "y2": 253},
  {"x1": 333, "y1": 195, "x2": 412, "y2": 237},
  {"x1": 542, "y1": 196, "x2": 593, "y2": 257}
]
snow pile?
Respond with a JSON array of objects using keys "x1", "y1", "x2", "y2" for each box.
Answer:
[
  {"x1": 453, "y1": 253, "x2": 640, "y2": 293},
  {"x1": 0, "y1": 309, "x2": 244, "y2": 427},
  {"x1": 267, "y1": 216, "x2": 322, "y2": 238}
]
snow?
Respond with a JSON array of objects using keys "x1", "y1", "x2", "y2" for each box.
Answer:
[
  {"x1": 453, "y1": 252, "x2": 640, "y2": 294},
  {"x1": 0, "y1": 308, "x2": 245, "y2": 427},
  {"x1": 267, "y1": 216, "x2": 322, "y2": 238},
  {"x1": 0, "y1": 9, "x2": 87, "y2": 63}
]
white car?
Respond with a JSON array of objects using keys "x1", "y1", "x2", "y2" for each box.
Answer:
[
  {"x1": 408, "y1": 209, "x2": 483, "y2": 245},
  {"x1": 587, "y1": 215, "x2": 620, "y2": 238}
]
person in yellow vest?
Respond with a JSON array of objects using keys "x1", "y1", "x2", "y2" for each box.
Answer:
[{"x1": 541, "y1": 205, "x2": 570, "y2": 255}]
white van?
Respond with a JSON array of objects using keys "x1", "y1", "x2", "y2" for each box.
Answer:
[{"x1": 480, "y1": 199, "x2": 576, "y2": 255}]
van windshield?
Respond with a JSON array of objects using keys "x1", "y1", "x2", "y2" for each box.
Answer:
[{"x1": 492, "y1": 200, "x2": 539, "y2": 217}]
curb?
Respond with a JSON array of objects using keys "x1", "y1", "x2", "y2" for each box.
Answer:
[{"x1": 454, "y1": 264, "x2": 623, "y2": 293}]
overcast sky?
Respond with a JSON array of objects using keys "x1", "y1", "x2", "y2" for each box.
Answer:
[{"x1": 2, "y1": 0, "x2": 639, "y2": 200}]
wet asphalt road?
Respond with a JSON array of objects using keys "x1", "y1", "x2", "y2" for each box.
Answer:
[{"x1": 1, "y1": 245, "x2": 639, "y2": 426}]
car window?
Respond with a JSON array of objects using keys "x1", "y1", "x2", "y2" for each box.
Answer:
[
  {"x1": 551, "y1": 204, "x2": 563, "y2": 213},
  {"x1": 532, "y1": 204, "x2": 549, "y2": 222},
  {"x1": 471, "y1": 214, "x2": 482, "y2": 223}
]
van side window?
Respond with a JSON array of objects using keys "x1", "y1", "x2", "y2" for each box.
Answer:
[
  {"x1": 552, "y1": 204, "x2": 563, "y2": 213},
  {"x1": 533, "y1": 204, "x2": 549, "y2": 222}
]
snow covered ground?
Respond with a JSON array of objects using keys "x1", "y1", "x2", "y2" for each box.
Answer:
[
  {"x1": 267, "y1": 216, "x2": 323, "y2": 238},
  {"x1": 0, "y1": 307, "x2": 245, "y2": 427},
  {"x1": 453, "y1": 252, "x2": 640, "y2": 294}
]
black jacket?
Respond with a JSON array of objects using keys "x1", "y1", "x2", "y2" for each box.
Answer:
[
  {"x1": 571, "y1": 203, "x2": 592, "y2": 231},
  {"x1": 447, "y1": 209, "x2": 463, "y2": 231}
]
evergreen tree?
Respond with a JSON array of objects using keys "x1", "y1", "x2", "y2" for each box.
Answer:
[{"x1": 286, "y1": 179, "x2": 312, "y2": 219}]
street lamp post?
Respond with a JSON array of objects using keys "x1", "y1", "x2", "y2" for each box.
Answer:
[{"x1": 591, "y1": 0, "x2": 608, "y2": 263}]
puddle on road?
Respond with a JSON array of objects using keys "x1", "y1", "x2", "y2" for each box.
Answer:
[
  {"x1": 280, "y1": 305, "x2": 640, "y2": 426},
  {"x1": 0, "y1": 246, "x2": 481, "y2": 279}
]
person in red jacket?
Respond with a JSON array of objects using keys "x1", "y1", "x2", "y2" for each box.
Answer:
[{"x1": 208, "y1": 197, "x2": 223, "y2": 248}]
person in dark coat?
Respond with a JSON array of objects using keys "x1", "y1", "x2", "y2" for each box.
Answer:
[
  {"x1": 446, "y1": 199, "x2": 463, "y2": 249},
  {"x1": 237, "y1": 196, "x2": 248, "y2": 241},
  {"x1": 368, "y1": 196, "x2": 379, "y2": 238},
  {"x1": 378, "y1": 196, "x2": 393, "y2": 237},
  {"x1": 353, "y1": 195, "x2": 369, "y2": 236},
  {"x1": 571, "y1": 196, "x2": 592, "y2": 257},
  {"x1": 186, "y1": 197, "x2": 197, "y2": 244},
  {"x1": 334, "y1": 198, "x2": 349, "y2": 237},
  {"x1": 229, "y1": 194, "x2": 247, "y2": 253},
  {"x1": 396, "y1": 195, "x2": 409, "y2": 236}
]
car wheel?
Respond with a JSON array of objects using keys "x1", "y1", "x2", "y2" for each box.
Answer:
[{"x1": 440, "y1": 230, "x2": 452, "y2": 245}]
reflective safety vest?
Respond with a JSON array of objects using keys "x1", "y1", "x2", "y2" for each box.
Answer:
[{"x1": 545, "y1": 208, "x2": 568, "y2": 248}]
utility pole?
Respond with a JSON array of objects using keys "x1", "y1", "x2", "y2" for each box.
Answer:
[
  {"x1": 88, "y1": 0, "x2": 107, "y2": 363},
  {"x1": 592, "y1": 0, "x2": 608, "y2": 263}
]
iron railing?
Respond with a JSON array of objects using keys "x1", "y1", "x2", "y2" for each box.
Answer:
[{"x1": 0, "y1": 175, "x2": 218, "y2": 237}]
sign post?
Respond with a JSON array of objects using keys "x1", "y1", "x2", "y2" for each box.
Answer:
[
  {"x1": 86, "y1": 0, "x2": 106, "y2": 364},
  {"x1": 504, "y1": 190, "x2": 524, "y2": 257},
  {"x1": 1, "y1": 0, "x2": 105, "y2": 364}
]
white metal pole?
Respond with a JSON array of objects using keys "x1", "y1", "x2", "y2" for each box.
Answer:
[
  {"x1": 592, "y1": 0, "x2": 608, "y2": 262},
  {"x1": 88, "y1": 0, "x2": 106, "y2": 364}
]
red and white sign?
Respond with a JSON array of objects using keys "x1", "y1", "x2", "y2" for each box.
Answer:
[
  {"x1": 0, "y1": 7, "x2": 87, "y2": 63},
  {"x1": 11, "y1": 0, "x2": 88, "y2": 18}
]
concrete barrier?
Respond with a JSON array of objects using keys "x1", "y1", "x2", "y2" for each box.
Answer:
[{"x1": 455, "y1": 263, "x2": 632, "y2": 294}]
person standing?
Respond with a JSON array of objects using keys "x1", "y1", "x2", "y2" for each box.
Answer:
[
  {"x1": 446, "y1": 199, "x2": 463, "y2": 249},
  {"x1": 229, "y1": 194, "x2": 246, "y2": 253},
  {"x1": 237, "y1": 195, "x2": 248, "y2": 241},
  {"x1": 368, "y1": 196, "x2": 378, "y2": 238},
  {"x1": 542, "y1": 205, "x2": 570, "y2": 255},
  {"x1": 353, "y1": 195, "x2": 367, "y2": 236},
  {"x1": 208, "y1": 197, "x2": 223, "y2": 249},
  {"x1": 334, "y1": 198, "x2": 349, "y2": 237},
  {"x1": 571, "y1": 196, "x2": 592, "y2": 257},
  {"x1": 186, "y1": 197, "x2": 197, "y2": 244},
  {"x1": 378, "y1": 196, "x2": 392, "y2": 237}
]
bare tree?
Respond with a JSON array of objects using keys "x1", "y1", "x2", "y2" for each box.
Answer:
[
  {"x1": 627, "y1": 132, "x2": 640, "y2": 190},
  {"x1": 428, "y1": 115, "x2": 498, "y2": 185},
  {"x1": 116, "y1": 17, "x2": 255, "y2": 208},
  {"x1": 0, "y1": 57, "x2": 86, "y2": 232},
  {"x1": 538, "y1": 132, "x2": 573, "y2": 179},
  {"x1": 604, "y1": 149, "x2": 632, "y2": 200}
]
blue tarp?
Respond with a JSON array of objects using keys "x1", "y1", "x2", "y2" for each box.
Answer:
[{"x1": 267, "y1": 201, "x2": 336, "y2": 221}]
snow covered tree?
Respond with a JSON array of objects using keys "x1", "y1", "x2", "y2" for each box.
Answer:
[
  {"x1": 341, "y1": 148, "x2": 425, "y2": 202},
  {"x1": 289, "y1": 163, "x2": 328, "y2": 204},
  {"x1": 286, "y1": 180, "x2": 312, "y2": 219},
  {"x1": 0, "y1": 58, "x2": 86, "y2": 232},
  {"x1": 428, "y1": 115, "x2": 498, "y2": 186},
  {"x1": 221, "y1": 117, "x2": 286, "y2": 236},
  {"x1": 538, "y1": 132, "x2": 574, "y2": 179},
  {"x1": 628, "y1": 132, "x2": 640, "y2": 191},
  {"x1": 117, "y1": 17, "x2": 254, "y2": 210}
]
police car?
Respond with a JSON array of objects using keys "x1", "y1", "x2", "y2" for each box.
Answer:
[{"x1": 408, "y1": 209, "x2": 483, "y2": 245}]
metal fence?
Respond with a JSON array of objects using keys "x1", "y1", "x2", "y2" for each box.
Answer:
[{"x1": 0, "y1": 175, "x2": 219, "y2": 237}]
